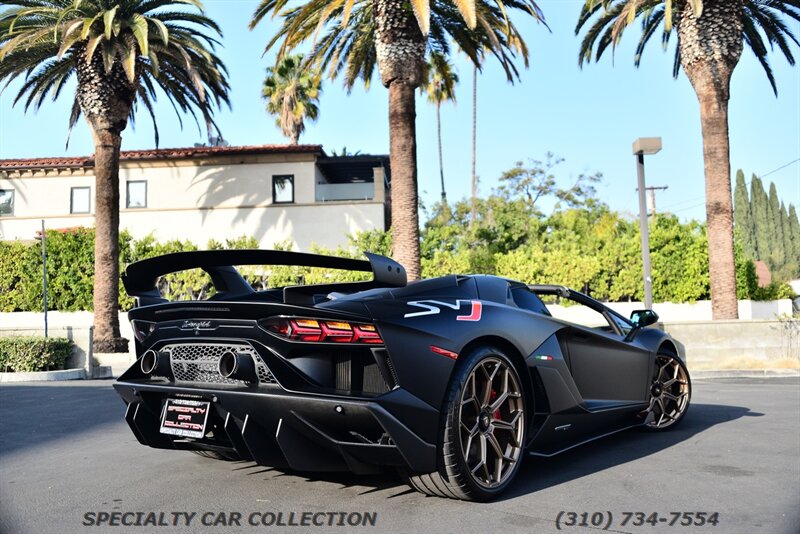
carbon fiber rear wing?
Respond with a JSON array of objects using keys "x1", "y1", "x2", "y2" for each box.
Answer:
[{"x1": 122, "y1": 249, "x2": 406, "y2": 306}]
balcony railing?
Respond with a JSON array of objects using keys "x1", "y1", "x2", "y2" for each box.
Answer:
[{"x1": 315, "y1": 182, "x2": 374, "y2": 202}]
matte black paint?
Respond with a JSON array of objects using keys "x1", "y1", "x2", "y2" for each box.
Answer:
[{"x1": 114, "y1": 251, "x2": 685, "y2": 477}]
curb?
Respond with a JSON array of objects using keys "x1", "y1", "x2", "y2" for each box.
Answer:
[
  {"x1": 691, "y1": 369, "x2": 800, "y2": 379},
  {"x1": 0, "y1": 365, "x2": 113, "y2": 383},
  {"x1": 0, "y1": 368, "x2": 86, "y2": 383}
]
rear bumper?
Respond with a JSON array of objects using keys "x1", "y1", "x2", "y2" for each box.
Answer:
[{"x1": 113, "y1": 380, "x2": 437, "y2": 474}]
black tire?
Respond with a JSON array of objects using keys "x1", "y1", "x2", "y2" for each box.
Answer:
[
  {"x1": 407, "y1": 345, "x2": 527, "y2": 501},
  {"x1": 191, "y1": 449, "x2": 241, "y2": 461},
  {"x1": 643, "y1": 351, "x2": 691, "y2": 432}
]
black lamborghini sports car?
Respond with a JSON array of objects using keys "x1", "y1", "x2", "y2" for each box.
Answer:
[{"x1": 114, "y1": 250, "x2": 691, "y2": 501}]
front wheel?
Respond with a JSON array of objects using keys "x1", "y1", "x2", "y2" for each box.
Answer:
[
  {"x1": 644, "y1": 353, "x2": 691, "y2": 431},
  {"x1": 406, "y1": 346, "x2": 527, "y2": 501}
]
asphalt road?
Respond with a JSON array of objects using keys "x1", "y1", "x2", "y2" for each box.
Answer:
[{"x1": 1, "y1": 378, "x2": 798, "y2": 534}]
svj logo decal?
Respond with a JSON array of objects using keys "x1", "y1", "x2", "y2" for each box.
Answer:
[{"x1": 404, "y1": 300, "x2": 483, "y2": 321}]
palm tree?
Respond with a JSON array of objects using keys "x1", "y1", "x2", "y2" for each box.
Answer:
[
  {"x1": 470, "y1": 58, "x2": 480, "y2": 227},
  {"x1": 263, "y1": 53, "x2": 321, "y2": 144},
  {"x1": 251, "y1": 0, "x2": 545, "y2": 280},
  {"x1": 1, "y1": 0, "x2": 229, "y2": 351},
  {"x1": 576, "y1": 0, "x2": 799, "y2": 320},
  {"x1": 422, "y1": 52, "x2": 458, "y2": 203}
]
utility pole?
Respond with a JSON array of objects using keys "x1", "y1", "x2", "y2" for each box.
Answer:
[
  {"x1": 632, "y1": 137, "x2": 663, "y2": 310},
  {"x1": 40, "y1": 220, "x2": 48, "y2": 338},
  {"x1": 646, "y1": 185, "x2": 669, "y2": 219}
]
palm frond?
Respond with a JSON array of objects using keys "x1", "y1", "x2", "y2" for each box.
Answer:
[
  {"x1": 576, "y1": 0, "x2": 799, "y2": 94},
  {"x1": 0, "y1": 0, "x2": 230, "y2": 142},
  {"x1": 251, "y1": 0, "x2": 545, "y2": 88}
]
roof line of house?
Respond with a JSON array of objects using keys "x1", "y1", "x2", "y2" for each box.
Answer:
[{"x1": 0, "y1": 144, "x2": 324, "y2": 170}]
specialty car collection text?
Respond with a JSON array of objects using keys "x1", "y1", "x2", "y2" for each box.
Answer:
[{"x1": 82, "y1": 511, "x2": 378, "y2": 528}]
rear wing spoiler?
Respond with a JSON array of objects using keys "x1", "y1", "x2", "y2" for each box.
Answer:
[{"x1": 122, "y1": 249, "x2": 406, "y2": 306}]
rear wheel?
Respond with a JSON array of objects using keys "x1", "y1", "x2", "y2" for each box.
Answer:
[
  {"x1": 407, "y1": 346, "x2": 526, "y2": 501},
  {"x1": 644, "y1": 353, "x2": 691, "y2": 431}
]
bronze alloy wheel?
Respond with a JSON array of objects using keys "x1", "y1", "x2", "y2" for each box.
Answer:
[
  {"x1": 458, "y1": 357, "x2": 525, "y2": 488},
  {"x1": 404, "y1": 346, "x2": 528, "y2": 501},
  {"x1": 646, "y1": 354, "x2": 691, "y2": 430}
]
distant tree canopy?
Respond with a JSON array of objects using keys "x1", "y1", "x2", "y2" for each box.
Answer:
[
  {"x1": 2, "y1": 159, "x2": 795, "y2": 314},
  {"x1": 734, "y1": 169, "x2": 800, "y2": 282}
]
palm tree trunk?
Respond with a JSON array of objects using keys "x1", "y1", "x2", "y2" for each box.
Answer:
[
  {"x1": 437, "y1": 101, "x2": 446, "y2": 202},
  {"x1": 470, "y1": 64, "x2": 478, "y2": 226},
  {"x1": 75, "y1": 47, "x2": 134, "y2": 353},
  {"x1": 388, "y1": 80, "x2": 421, "y2": 281},
  {"x1": 372, "y1": 0, "x2": 425, "y2": 280},
  {"x1": 698, "y1": 96, "x2": 738, "y2": 319},
  {"x1": 678, "y1": 0, "x2": 743, "y2": 320},
  {"x1": 91, "y1": 126, "x2": 126, "y2": 352}
]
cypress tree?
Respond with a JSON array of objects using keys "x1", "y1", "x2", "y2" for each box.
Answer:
[
  {"x1": 733, "y1": 170, "x2": 756, "y2": 259},
  {"x1": 750, "y1": 176, "x2": 771, "y2": 261},
  {"x1": 767, "y1": 182, "x2": 785, "y2": 269},
  {"x1": 789, "y1": 204, "x2": 800, "y2": 272},
  {"x1": 780, "y1": 201, "x2": 795, "y2": 276}
]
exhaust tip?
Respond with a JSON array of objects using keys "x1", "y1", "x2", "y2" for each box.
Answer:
[
  {"x1": 218, "y1": 351, "x2": 237, "y2": 379},
  {"x1": 140, "y1": 349, "x2": 159, "y2": 375},
  {"x1": 218, "y1": 351, "x2": 257, "y2": 382}
]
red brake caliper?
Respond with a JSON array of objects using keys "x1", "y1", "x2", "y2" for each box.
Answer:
[{"x1": 490, "y1": 389, "x2": 501, "y2": 420}]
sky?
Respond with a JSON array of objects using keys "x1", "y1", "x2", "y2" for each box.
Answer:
[{"x1": 1, "y1": 0, "x2": 799, "y2": 224}]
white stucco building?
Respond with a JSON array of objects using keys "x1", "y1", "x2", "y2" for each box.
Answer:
[{"x1": 0, "y1": 144, "x2": 390, "y2": 250}]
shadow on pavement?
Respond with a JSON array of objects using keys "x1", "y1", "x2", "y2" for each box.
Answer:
[
  {"x1": 503, "y1": 403, "x2": 761, "y2": 500},
  {"x1": 0, "y1": 382, "x2": 124, "y2": 458},
  {"x1": 219, "y1": 402, "x2": 760, "y2": 501},
  {"x1": 0, "y1": 382, "x2": 760, "y2": 502}
]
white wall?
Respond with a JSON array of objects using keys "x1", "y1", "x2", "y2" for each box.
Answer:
[
  {"x1": 117, "y1": 201, "x2": 385, "y2": 250},
  {"x1": 549, "y1": 299, "x2": 794, "y2": 324},
  {"x1": 1, "y1": 157, "x2": 385, "y2": 250}
]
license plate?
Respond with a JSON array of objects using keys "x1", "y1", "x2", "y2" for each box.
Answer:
[{"x1": 160, "y1": 398, "x2": 210, "y2": 439}]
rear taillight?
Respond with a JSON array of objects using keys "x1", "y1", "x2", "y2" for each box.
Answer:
[
  {"x1": 261, "y1": 317, "x2": 383, "y2": 345},
  {"x1": 131, "y1": 320, "x2": 156, "y2": 342}
]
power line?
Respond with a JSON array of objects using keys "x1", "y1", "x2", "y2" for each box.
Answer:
[
  {"x1": 661, "y1": 157, "x2": 800, "y2": 213},
  {"x1": 759, "y1": 157, "x2": 800, "y2": 179}
]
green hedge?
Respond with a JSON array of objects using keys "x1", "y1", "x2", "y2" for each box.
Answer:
[
  {"x1": 0, "y1": 228, "x2": 387, "y2": 312},
  {"x1": 0, "y1": 222, "x2": 793, "y2": 312},
  {"x1": 0, "y1": 337, "x2": 73, "y2": 372}
]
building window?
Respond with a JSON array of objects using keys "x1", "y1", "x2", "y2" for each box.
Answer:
[
  {"x1": 126, "y1": 180, "x2": 147, "y2": 208},
  {"x1": 272, "y1": 175, "x2": 294, "y2": 204},
  {"x1": 0, "y1": 189, "x2": 14, "y2": 216},
  {"x1": 70, "y1": 187, "x2": 91, "y2": 214}
]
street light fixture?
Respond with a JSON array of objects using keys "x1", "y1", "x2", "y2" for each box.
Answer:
[{"x1": 633, "y1": 137, "x2": 662, "y2": 310}]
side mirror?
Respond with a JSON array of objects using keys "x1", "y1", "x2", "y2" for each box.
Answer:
[{"x1": 630, "y1": 309, "x2": 659, "y2": 328}]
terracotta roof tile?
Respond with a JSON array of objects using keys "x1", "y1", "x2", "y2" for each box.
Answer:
[
  {"x1": 0, "y1": 144, "x2": 323, "y2": 170},
  {"x1": 755, "y1": 260, "x2": 772, "y2": 287}
]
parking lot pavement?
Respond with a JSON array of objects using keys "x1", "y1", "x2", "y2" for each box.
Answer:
[{"x1": 1, "y1": 378, "x2": 798, "y2": 534}]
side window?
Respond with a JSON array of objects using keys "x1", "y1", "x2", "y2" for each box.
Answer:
[
  {"x1": 0, "y1": 189, "x2": 14, "y2": 216},
  {"x1": 608, "y1": 312, "x2": 633, "y2": 335},
  {"x1": 548, "y1": 300, "x2": 613, "y2": 331},
  {"x1": 272, "y1": 175, "x2": 294, "y2": 204},
  {"x1": 70, "y1": 186, "x2": 91, "y2": 214},
  {"x1": 126, "y1": 180, "x2": 147, "y2": 208},
  {"x1": 511, "y1": 286, "x2": 551, "y2": 316}
]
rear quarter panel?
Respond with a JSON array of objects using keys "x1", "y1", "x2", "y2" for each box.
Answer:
[{"x1": 365, "y1": 297, "x2": 562, "y2": 411}]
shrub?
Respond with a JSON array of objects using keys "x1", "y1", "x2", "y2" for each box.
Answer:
[
  {"x1": 0, "y1": 337, "x2": 73, "y2": 372},
  {"x1": 753, "y1": 282, "x2": 796, "y2": 301}
]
